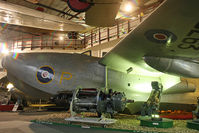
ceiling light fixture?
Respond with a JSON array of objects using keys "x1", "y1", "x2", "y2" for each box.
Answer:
[
  {"x1": 124, "y1": 2, "x2": 133, "y2": 12},
  {"x1": 59, "y1": 36, "x2": 64, "y2": 41}
]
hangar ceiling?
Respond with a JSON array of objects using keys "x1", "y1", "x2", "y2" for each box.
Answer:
[
  {"x1": 3, "y1": 0, "x2": 161, "y2": 26},
  {"x1": 0, "y1": 0, "x2": 163, "y2": 49},
  {"x1": 4, "y1": 0, "x2": 85, "y2": 22}
]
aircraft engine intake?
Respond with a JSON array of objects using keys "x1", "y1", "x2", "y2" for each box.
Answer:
[{"x1": 144, "y1": 56, "x2": 199, "y2": 78}]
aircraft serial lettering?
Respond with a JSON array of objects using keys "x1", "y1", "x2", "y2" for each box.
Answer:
[
  {"x1": 178, "y1": 22, "x2": 199, "y2": 50},
  {"x1": 59, "y1": 72, "x2": 72, "y2": 84}
]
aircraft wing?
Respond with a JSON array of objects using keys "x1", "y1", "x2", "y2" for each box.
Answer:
[
  {"x1": 0, "y1": 1, "x2": 85, "y2": 32},
  {"x1": 99, "y1": 0, "x2": 199, "y2": 78}
]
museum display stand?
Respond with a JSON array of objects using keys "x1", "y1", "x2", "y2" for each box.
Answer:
[
  {"x1": 187, "y1": 120, "x2": 199, "y2": 131},
  {"x1": 139, "y1": 116, "x2": 173, "y2": 128},
  {"x1": 187, "y1": 97, "x2": 199, "y2": 131}
]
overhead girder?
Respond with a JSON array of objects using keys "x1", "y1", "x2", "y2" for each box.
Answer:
[{"x1": 25, "y1": 0, "x2": 81, "y2": 20}]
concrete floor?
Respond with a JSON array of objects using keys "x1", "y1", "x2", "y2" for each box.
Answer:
[{"x1": 0, "y1": 112, "x2": 128, "y2": 133}]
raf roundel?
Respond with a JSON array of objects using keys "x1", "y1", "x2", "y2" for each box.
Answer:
[
  {"x1": 145, "y1": 29, "x2": 177, "y2": 44},
  {"x1": 36, "y1": 66, "x2": 55, "y2": 84},
  {"x1": 153, "y1": 33, "x2": 168, "y2": 40}
]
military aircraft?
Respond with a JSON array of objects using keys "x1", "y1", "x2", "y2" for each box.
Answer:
[{"x1": 1, "y1": 0, "x2": 199, "y2": 113}]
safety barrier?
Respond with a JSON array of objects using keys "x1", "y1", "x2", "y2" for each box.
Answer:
[{"x1": 7, "y1": 2, "x2": 161, "y2": 51}]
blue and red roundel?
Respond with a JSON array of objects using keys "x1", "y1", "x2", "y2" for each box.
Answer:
[
  {"x1": 145, "y1": 29, "x2": 177, "y2": 44},
  {"x1": 36, "y1": 66, "x2": 55, "y2": 84}
]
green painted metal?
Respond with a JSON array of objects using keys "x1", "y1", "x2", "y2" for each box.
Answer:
[
  {"x1": 30, "y1": 120, "x2": 162, "y2": 133},
  {"x1": 187, "y1": 121, "x2": 199, "y2": 131},
  {"x1": 140, "y1": 117, "x2": 173, "y2": 128}
]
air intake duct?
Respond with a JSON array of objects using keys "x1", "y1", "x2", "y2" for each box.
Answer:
[{"x1": 144, "y1": 56, "x2": 199, "y2": 78}]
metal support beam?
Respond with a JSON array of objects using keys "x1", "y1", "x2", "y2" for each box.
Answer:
[
  {"x1": 21, "y1": 36, "x2": 24, "y2": 51},
  {"x1": 107, "y1": 28, "x2": 110, "y2": 42},
  {"x1": 68, "y1": 12, "x2": 81, "y2": 20},
  {"x1": 12, "y1": 41, "x2": 14, "y2": 52},
  {"x1": 84, "y1": 33, "x2": 86, "y2": 47},
  {"x1": 25, "y1": 1, "x2": 81, "y2": 19},
  {"x1": 128, "y1": 20, "x2": 130, "y2": 33},
  {"x1": 31, "y1": 35, "x2": 33, "y2": 50},
  {"x1": 91, "y1": 30, "x2": 93, "y2": 47},
  {"x1": 51, "y1": 34, "x2": 54, "y2": 49},
  {"x1": 40, "y1": 35, "x2": 42, "y2": 50},
  {"x1": 99, "y1": 27, "x2": 101, "y2": 44},
  {"x1": 105, "y1": 66, "x2": 108, "y2": 88},
  {"x1": 117, "y1": 22, "x2": 119, "y2": 38},
  {"x1": 35, "y1": 3, "x2": 80, "y2": 19}
]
